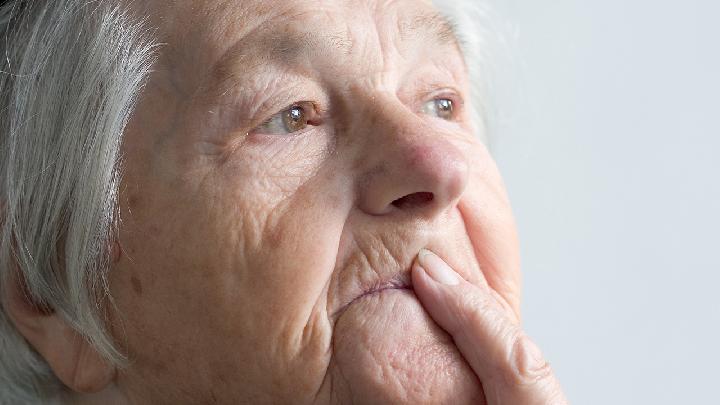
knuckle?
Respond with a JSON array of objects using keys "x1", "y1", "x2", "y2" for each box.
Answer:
[
  {"x1": 453, "y1": 286, "x2": 494, "y2": 330},
  {"x1": 457, "y1": 284, "x2": 497, "y2": 314},
  {"x1": 502, "y1": 332, "x2": 554, "y2": 388}
]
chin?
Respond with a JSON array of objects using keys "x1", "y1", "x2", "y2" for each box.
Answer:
[{"x1": 322, "y1": 289, "x2": 486, "y2": 404}]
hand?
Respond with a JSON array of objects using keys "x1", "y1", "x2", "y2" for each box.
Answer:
[{"x1": 412, "y1": 249, "x2": 568, "y2": 405}]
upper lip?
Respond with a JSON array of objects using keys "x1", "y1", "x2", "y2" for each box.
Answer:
[{"x1": 332, "y1": 271, "x2": 413, "y2": 319}]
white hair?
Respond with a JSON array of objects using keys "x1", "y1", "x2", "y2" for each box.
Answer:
[
  {"x1": 433, "y1": 0, "x2": 515, "y2": 146},
  {"x1": 0, "y1": 1, "x2": 156, "y2": 403},
  {"x1": 0, "y1": 0, "x2": 504, "y2": 403}
]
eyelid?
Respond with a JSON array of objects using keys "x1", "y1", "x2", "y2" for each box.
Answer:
[
  {"x1": 422, "y1": 87, "x2": 464, "y2": 107},
  {"x1": 283, "y1": 101, "x2": 323, "y2": 125},
  {"x1": 249, "y1": 101, "x2": 322, "y2": 136},
  {"x1": 419, "y1": 88, "x2": 465, "y2": 120},
  {"x1": 227, "y1": 78, "x2": 326, "y2": 131}
]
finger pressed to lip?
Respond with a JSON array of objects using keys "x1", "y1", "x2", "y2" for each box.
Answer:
[{"x1": 412, "y1": 249, "x2": 567, "y2": 405}]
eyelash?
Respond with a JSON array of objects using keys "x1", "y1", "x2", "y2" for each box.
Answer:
[{"x1": 249, "y1": 101, "x2": 321, "y2": 136}]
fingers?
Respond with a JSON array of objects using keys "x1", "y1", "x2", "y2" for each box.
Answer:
[{"x1": 413, "y1": 249, "x2": 567, "y2": 405}]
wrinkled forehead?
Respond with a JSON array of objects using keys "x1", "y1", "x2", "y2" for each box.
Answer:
[{"x1": 137, "y1": 0, "x2": 462, "y2": 91}]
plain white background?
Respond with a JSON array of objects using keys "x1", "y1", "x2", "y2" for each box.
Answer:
[{"x1": 487, "y1": 0, "x2": 720, "y2": 403}]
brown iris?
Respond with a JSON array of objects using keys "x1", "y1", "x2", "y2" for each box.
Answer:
[{"x1": 282, "y1": 105, "x2": 308, "y2": 133}]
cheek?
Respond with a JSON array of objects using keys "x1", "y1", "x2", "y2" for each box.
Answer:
[
  {"x1": 109, "y1": 141, "x2": 353, "y2": 402},
  {"x1": 219, "y1": 138, "x2": 350, "y2": 315}
]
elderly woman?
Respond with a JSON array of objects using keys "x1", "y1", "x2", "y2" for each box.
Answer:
[{"x1": 0, "y1": 0, "x2": 566, "y2": 404}]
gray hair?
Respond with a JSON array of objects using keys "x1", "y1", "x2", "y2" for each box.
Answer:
[
  {"x1": 433, "y1": 0, "x2": 514, "y2": 145},
  {"x1": 0, "y1": 1, "x2": 156, "y2": 403},
  {"x1": 0, "y1": 0, "x2": 504, "y2": 403}
]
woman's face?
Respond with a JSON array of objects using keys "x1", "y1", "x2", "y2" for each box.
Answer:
[{"x1": 111, "y1": 0, "x2": 520, "y2": 403}]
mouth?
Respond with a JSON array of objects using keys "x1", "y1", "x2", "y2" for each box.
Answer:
[{"x1": 333, "y1": 276, "x2": 414, "y2": 319}]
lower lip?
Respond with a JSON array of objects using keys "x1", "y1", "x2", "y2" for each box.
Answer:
[
  {"x1": 364, "y1": 285, "x2": 411, "y2": 297},
  {"x1": 335, "y1": 286, "x2": 413, "y2": 319}
]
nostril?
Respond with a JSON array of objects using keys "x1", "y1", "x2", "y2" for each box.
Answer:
[{"x1": 391, "y1": 192, "x2": 434, "y2": 210}]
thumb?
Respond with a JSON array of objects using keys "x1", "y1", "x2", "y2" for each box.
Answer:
[{"x1": 412, "y1": 249, "x2": 567, "y2": 405}]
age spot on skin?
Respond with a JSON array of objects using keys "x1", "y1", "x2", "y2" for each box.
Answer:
[{"x1": 131, "y1": 276, "x2": 143, "y2": 296}]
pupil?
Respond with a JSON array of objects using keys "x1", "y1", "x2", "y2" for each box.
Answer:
[
  {"x1": 289, "y1": 107, "x2": 303, "y2": 122},
  {"x1": 438, "y1": 99, "x2": 452, "y2": 111}
]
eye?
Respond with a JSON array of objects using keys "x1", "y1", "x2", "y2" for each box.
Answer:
[
  {"x1": 251, "y1": 102, "x2": 317, "y2": 135},
  {"x1": 422, "y1": 98, "x2": 456, "y2": 121}
]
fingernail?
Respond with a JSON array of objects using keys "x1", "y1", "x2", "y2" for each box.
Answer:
[{"x1": 418, "y1": 249, "x2": 460, "y2": 285}]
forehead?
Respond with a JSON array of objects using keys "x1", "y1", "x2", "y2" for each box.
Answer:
[
  {"x1": 168, "y1": 0, "x2": 453, "y2": 42},
  {"x1": 145, "y1": 0, "x2": 462, "y2": 90}
]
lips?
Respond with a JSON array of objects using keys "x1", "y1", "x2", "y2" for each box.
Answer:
[{"x1": 333, "y1": 272, "x2": 413, "y2": 319}]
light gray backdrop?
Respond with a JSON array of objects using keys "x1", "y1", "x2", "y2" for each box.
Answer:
[{"x1": 489, "y1": 0, "x2": 720, "y2": 404}]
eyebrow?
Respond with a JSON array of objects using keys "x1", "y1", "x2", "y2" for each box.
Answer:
[
  {"x1": 399, "y1": 11, "x2": 463, "y2": 49},
  {"x1": 202, "y1": 10, "x2": 463, "y2": 102}
]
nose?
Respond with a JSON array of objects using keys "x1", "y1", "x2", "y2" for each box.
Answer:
[{"x1": 355, "y1": 102, "x2": 469, "y2": 218}]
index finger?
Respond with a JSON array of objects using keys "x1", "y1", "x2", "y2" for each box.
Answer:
[{"x1": 412, "y1": 249, "x2": 567, "y2": 405}]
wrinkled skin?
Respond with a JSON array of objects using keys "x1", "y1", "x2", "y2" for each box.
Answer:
[{"x1": 102, "y1": 0, "x2": 524, "y2": 403}]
